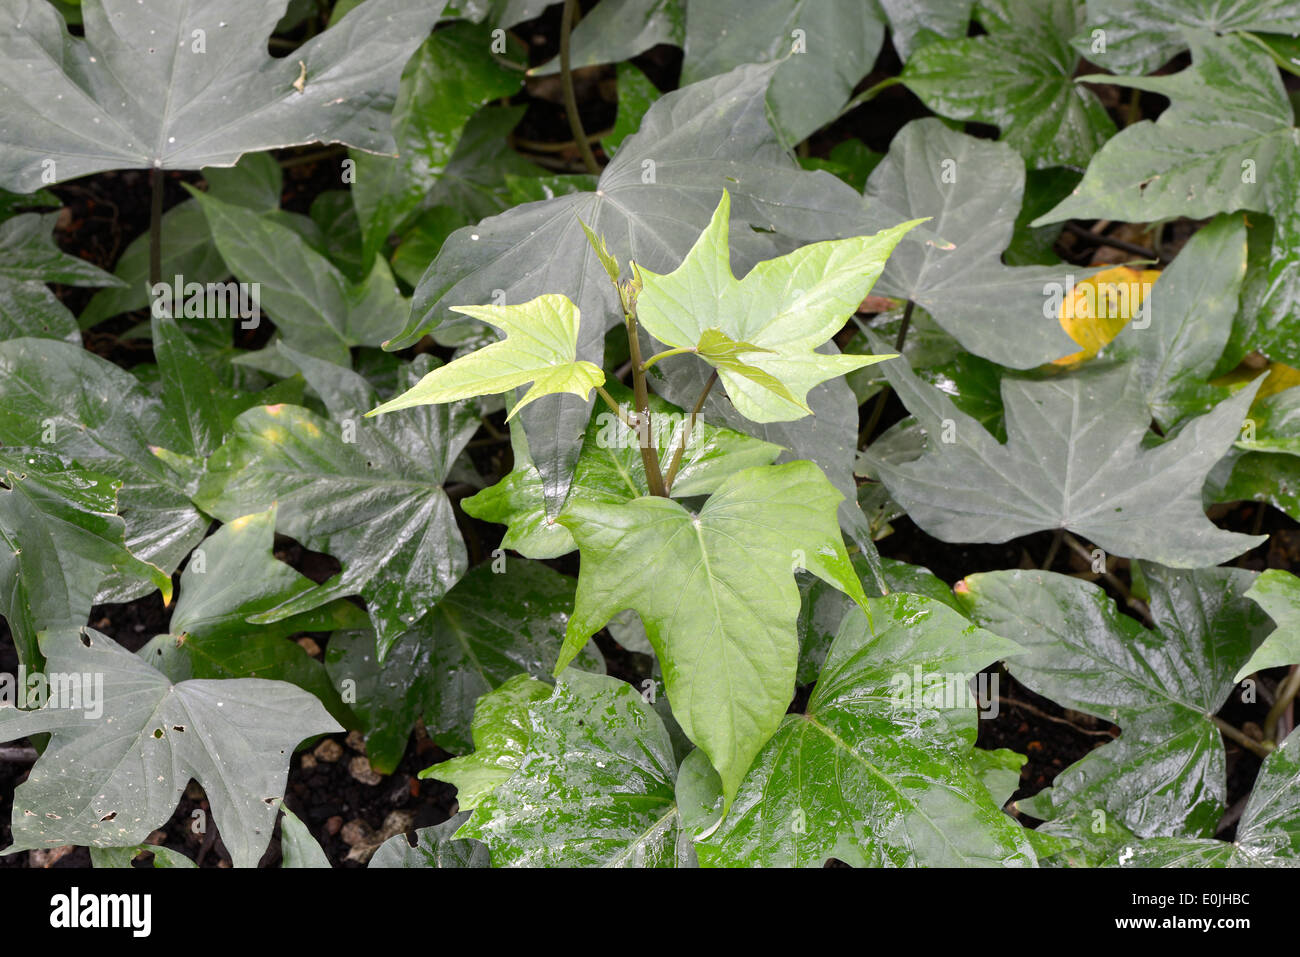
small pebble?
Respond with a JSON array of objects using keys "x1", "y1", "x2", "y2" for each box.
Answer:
[
  {"x1": 313, "y1": 739, "x2": 343, "y2": 762},
  {"x1": 349, "y1": 755, "x2": 382, "y2": 786}
]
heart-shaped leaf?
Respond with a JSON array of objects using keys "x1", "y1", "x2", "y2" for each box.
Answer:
[
  {"x1": 1102, "y1": 728, "x2": 1300, "y2": 866},
  {"x1": 554, "y1": 460, "x2": 866, "y2": 808}
]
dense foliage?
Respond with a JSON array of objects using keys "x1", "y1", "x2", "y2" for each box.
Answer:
[{"x1": 2, "y1": 0, "x2": 1300, "y2": 869}]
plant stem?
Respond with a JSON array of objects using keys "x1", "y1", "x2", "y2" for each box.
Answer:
[
  {"x1": 996, "y1": 696, "x2": 1114, "y2": 737},
  {"x1": 1041, "y1": 528, "x2": 1063, "y2": 570},
  {"x1": 1264, "y1": 665, "x2": 1300, "y2": 745},
  {"x1": 513, "y1": 130, "x2": 614, "y2": 153},
  {"x1": 0, "y1": 745, "x2": 37, "y2": 764},
  {"x1": 1061, "y1": 532, "x2": 1155, "y2": 627},
  {"x1": 1213, "y1": 715, "x2": 1273, "y2": 759},
  {"x1": 1241, "y1": 31, "x2": 1300, "y2": 78},
  {"x1": 1125, "y1": 87, "x2": 1141, "y2": 127},
  {"x1": 891, "y1": 299, "x2": 914, "y2": 351},
  {"x1": 641, "y1": 345, "x2": 696, "y2": 372},
  {"x1": 278, "y1": 146, "x2": 345, "y2": 169},
  {"x1": 1063, "y1": 222, "x2": 1162, "y2": 263},
  {"x1": 559, "y1": 0, "x2": 601, "y2": 177},
  {"x1": 623, "y1": 311, "x2": 668, "y2": 497},
  {"x1": 595, "y1": 385, "x2": 634, "y2": 427},
  {"x1": 861, "y1": 299, "x2": 914, "y2": 446},
  {"x1": 149, "y1": 167, "x2": 164, "y2": 288},
  {"x1": 663, "y1": 370, "x2": 718, "y2": 493},
  {"x1": 837, "y1": 76, "x2": 903, "y2": 119}
]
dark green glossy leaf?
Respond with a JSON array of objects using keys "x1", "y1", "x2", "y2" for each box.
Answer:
[
  {"x1": 195, "y1": 352, "x2": 479, "y2": 655},
  {"x1": 80, "y1": 154, "x2": 287, "y2": 327},
  {"x1": 420, "y1": 674, "x2": 551, "y2": 808},
  {"x1": 689, "y1": 593, "x2": 1033, "y2": 867},
  {"x1": 901, "y1": 0, "x2": 1115, "y2": 169},
  {"x1": 0, "y1": 452, "x2": 170, "y2": 667},
  {"x1": 0, "y1": 212, "x2": 120, "y2": 340},
  {"x1": 350, "y1": 21, "x2": 520, "y2": 267},
  {"x1": 959, "y1": 565, "x2": 1273, "y2": 837},
  {"x1": 136, "y1": 505, "x2": 363, "y2": 725},
  {"x1": 1105, "y1": 728, "x2": 1300, "y2": 866},
  {"x1": 0, "y1": 338, "x2": 208, "y2": 598},
  {"x1": 191, "y1": 189, "x2": 408, "y2": 365},
  {"x1": 1035, "y1": 33, "x2": 1289, "y2": 227},
  {"x1": 324, "y1": 560, "x2": 603, "y2": 772},
  {"x1": 443, "y1": 671, "x2": 693, "y2": 867},
  {"x1": 797, "y1": 555, "x2": 961, "y2": 684}
]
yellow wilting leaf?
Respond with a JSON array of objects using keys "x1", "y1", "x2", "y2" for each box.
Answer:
[
  {"x1": 1053, "y1": 265, "x2": 1161, "y2": 366},
  {"x1": 1256, "y1": 362, "x2": 1300, "y2": 399},
  {"x1": 1210, "y1": 358, "x2": 1300, "y2": 405}
]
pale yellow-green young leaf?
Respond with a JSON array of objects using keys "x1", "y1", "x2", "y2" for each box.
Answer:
[
  {"x1": 578, "y1": 219, "x2": 621, "y2": 286},
  {"x1": 367, "y1": 294, "x2": 605, "y2": 419},
  {"x1": 693, "y1": 328, "x2": 808, "y2": 413},
  {"x1": 635, "y1": 190, "x2": 918, "y2": 423}
]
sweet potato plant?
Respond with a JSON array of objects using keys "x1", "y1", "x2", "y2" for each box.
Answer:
[{"x1": 1, "y1": 0, "x2": 1300, "y2": 870}]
